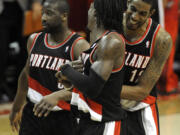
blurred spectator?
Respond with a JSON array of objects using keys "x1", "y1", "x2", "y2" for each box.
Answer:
[
  {"x1": 0, "y1": 0, "x2": 42, "y2": 103},
  {"x1": 157, "y1": 0, "x2": 179, "y2": 96}
]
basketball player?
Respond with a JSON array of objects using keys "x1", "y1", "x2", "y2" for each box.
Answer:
[
  {"x1": 54, "y1": 0, "x2": 127, "y2": 135},
  {"x1": 120, "y1": 0, "x2": 172, "y2": 135},
  {"x1": 9, "y1": 0, "x2": 89, "y2": 135}
]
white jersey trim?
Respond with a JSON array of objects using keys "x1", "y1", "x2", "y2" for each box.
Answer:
[
  {"x1": 103, "y1": 121, "x2": 116, "y2": 135},
  {"x1": 142, "y1": 106, "x2": 158, "y2": 135},
  {"x1": 27, "y1": 87, "x2": 62, "y2": 111},
  {"x1": 71, "y1": 92, "x2": 102, "y2": 122}
]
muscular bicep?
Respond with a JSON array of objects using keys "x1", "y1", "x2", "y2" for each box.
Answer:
[{"x1": 138, "y1": 29, "x2": 172, "y2": 93}]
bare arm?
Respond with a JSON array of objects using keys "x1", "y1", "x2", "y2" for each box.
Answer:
[
  {"x1": 121, "y1": 28, "x2": 172, "y2": 101},
  {"x1": 33, "y1": 87, "x2": 73, "y2": 117},
  {"x1": 11, "y1": 34, "x2": 37, "y2": 111},
  {"x1": 9, "y1": 33, "x2": 37, "y2": 132}
]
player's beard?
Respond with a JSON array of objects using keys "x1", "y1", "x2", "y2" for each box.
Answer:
[{"x1": 43, "y1": 23, "x2": 63, "y2": 34}]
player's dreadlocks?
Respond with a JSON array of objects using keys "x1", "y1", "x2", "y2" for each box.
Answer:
[{"x1": 94, "y1": 0, "x2": 125, "y2": 33}]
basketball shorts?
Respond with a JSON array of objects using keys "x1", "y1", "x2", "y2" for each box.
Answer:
[
  {"x1": 77, "y1": 116, "x2": 127, "y2": 135},
  {"x1": 126, "y1": 103, "x2": 160, "y2": 135},
  {"x1": 19, "y1": 101, "x2": 78, "y2": 135}
]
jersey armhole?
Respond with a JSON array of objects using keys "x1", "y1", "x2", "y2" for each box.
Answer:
[
  {"x1": 150, "y1": 25, "x2": 161, "y2": 57},
  {"x1": 29, "y1": 32, "x2": 41, "y2": 53},
  {"x1": 108, "y1": 32, "x2": 126, "y2": 73}
]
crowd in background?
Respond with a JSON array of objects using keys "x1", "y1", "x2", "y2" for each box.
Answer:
[{"x1": 0, "y1": 0, "x2": 179, "y2": 103}]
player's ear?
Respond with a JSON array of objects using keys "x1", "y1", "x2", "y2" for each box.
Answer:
[
  {"x1": 61, "y1": 13, "x2": 68, "y2": 21},
  {"x1": 149, "y1": 9, "x2": 155, "y2": 17}
]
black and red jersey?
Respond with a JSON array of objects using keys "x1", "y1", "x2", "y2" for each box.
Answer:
[
  {"x1": 123, "y1": 18, "x2": 161, "y2": 110},
  {"x1": 71, "y1": 31, "x2": 126, "y2": 122},
  {"x1": 27, "y1": 31, "x2": 83, "y2": 111}
]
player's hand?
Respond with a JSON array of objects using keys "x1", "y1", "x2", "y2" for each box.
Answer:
[
  {"x1": 55, "y1": 70, "x2": 69, "y2": 81},
  {"x1": 55, "y1": 58, "x2": 84, "y2": 80},
  {"x1": 9, "y1": 108, "x2": 22, "y2": 132},
  {"x1": 33, "y1": 94, "x2": 58, "y2": 117},
  {"x1": 71, "y1": 59, "x2": 84, "y2": 73},
  {"x1": 55, "y1": 67, "x2": 72, "y2": 88}
]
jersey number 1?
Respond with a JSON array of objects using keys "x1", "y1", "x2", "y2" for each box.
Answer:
[{"x1": 130, "y1": 69, "x2": 144, "y2": 82}]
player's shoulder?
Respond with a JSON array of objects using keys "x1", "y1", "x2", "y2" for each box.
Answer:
[
  {"x1": 102, "y1": 32, "x2": 125, "y2": 51},
  {"x1": 153, "y1": 27, "x2": 172, "y2": 56},
  {"x1": 28, "y1": 33, "x2": 40, "y2": 42},
  {"x1": 156, "y1": 27, "x2": 172, "y2": 43},
  {"x1": 74, "y1": 36, "x2": 89, "y2": 48},
  {"x1": 27, "y1": 33, "x2": 40, "y2": 53},
  {"x1": 72, "y1": 35, "x2": 90, "y2": 52},
  {"x1": 71, "y1": 35, "x2": 90, "y2": 60},
  {"x1": 99, "y1": 32, "x2": 125, "y2": 58},
  {"x1": 27, "y1": 33, "x2": 40, "y2": 46}
]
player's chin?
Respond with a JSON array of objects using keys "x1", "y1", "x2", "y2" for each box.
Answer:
[
  {"x1": 127, "y1": 24, "x2": 138, "y2": 30},
  {"x1": 42, "y1": 26, "x2": 50, "y2": 33}
]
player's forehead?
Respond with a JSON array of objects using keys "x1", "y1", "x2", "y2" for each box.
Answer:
[
  {"x1": 43, "y1": 2, "x2": 59, "y2": 12},
  {"x1": 129, "y1": 0, "x2": 151, "y2": 11}
]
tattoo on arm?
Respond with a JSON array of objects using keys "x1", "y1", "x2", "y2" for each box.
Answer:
[
  {"x1": 139, "y1": 29, "x2": 172, "y2": 92},
  {"x1": 121, "y1": 28, "x2": 172, "y2": 100}
]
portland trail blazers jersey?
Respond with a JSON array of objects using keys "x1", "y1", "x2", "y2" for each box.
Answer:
[
  {"x1": 27, "y1": 31, "x2": 83, "y2": 111},
  {"x1": 123, "y1": 18, "x2": 161, "y2": 111},
  {"x1": 71, "y1": 31, "x2": 126, "y2": 122}
]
